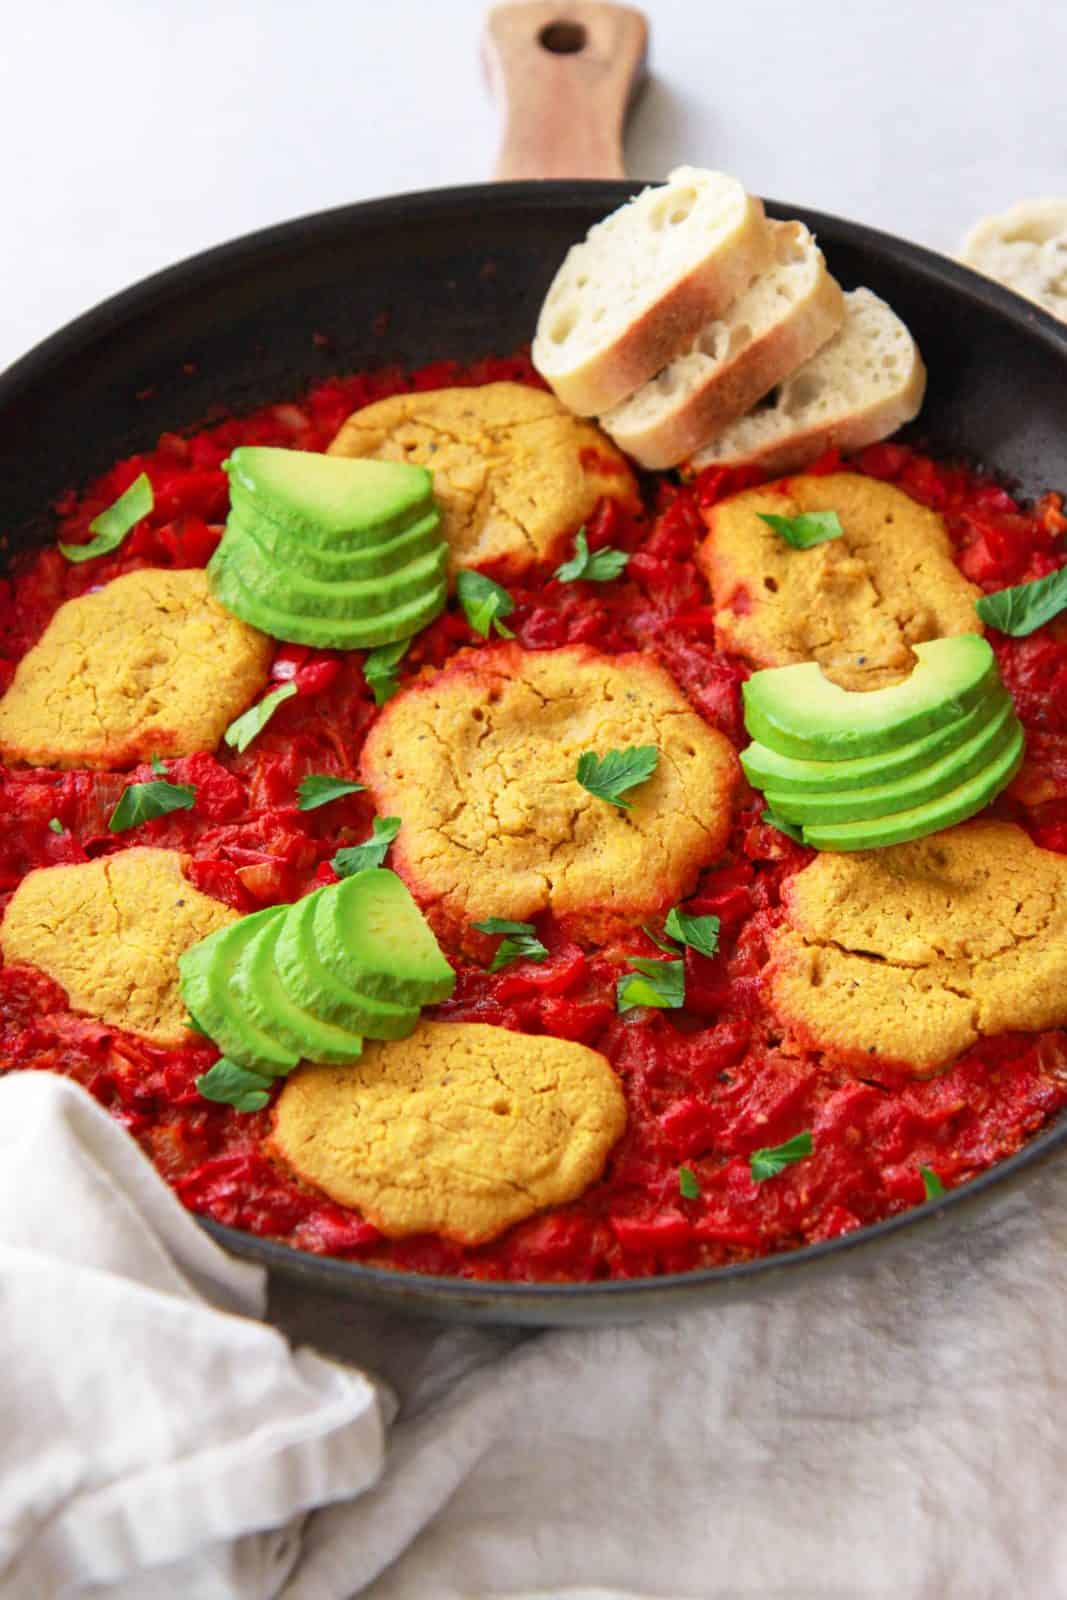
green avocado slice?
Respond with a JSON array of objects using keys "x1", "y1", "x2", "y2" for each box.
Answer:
[
  {"x1": 231, "y1": 908, "x2": 364, "y2": 1066},
  {"x1": 178, "y1": 908, "x2": 300, "y2": 1076},
  {"x1": 312, "y1": 867, "x2": 456, "y2": 1007},
  {"x1": 763, "y1": 696, "x2": 1020, "y2": 823},
  {"x1": 208, "y1": 545, "x2": 447, "y2": 648},
  {"x1": 740, "y1": 686, "x2": 1010, "y2": 796},
  {"x1": 227, "y1": 497, "x2": 443, "y2": 579},
  {"x1": 225, "y1": 448, "x2": 434, "y2": 541},
  {"x1": 799, "y1": 720, "x2": 1025, "y2": 851},
  {"x1": 273, "y1": 891, "x2": 422, "y2": 1038},
  {"x1": 218, "y1": 524, "x2": 447, "y2": 619},
  {"x1": 743, "y1": 634, "x2": 998, "y2": 760}
]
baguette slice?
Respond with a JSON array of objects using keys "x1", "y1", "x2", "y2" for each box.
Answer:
[
  {"x1": 532, "y1": 168, "x2": 772, "y2": 417},
  {"x1": 600, "y1": 222, "x2": 845, "y2": 469},
  {"x1": 688, "y1": 289, "x2": 926, "y2": 477},
  {"x1": 958, "y1": 198, "x2": 1067, "y2": 320}
]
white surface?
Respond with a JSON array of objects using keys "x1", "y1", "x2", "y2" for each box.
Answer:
[{"x1": 2, "y1": 0, "x2": 1066, "y2": 373}]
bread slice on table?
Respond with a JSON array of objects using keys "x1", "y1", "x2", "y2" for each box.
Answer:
[
  {"x1": 688, "y1": 288, "x2": 926, "y2": 477},
  {"x1": 532, "y1": 167, "x2": 772, "y2": 417},
  {"x1": 958, "y1": 198, "x2": 1067, "y2": 320},
  {"x1": 600, "y1": 221, "x2": 845, "y2": 470}
]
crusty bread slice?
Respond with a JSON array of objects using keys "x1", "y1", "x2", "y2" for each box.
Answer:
[
  {"x1": 532, "y1": 167, "x2": 772, "y2": 417},
  {"x1": 600, "y1": 222, "x2": 845, "y2": 469},
  {"x1": 958, "y1": 198, "x2": 1067, "y2": 320},
  {"x1": 688, "y1": 289, "x2": 926, "y2": 476}
]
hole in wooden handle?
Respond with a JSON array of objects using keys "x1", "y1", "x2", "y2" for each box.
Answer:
[{"x1": 538, "y1": 19, "x2": 588, "y2": 53}]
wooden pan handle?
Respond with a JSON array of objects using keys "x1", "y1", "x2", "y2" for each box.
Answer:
[{"x1": 484, "y1": 2, "x2": 648, "y2": 181}]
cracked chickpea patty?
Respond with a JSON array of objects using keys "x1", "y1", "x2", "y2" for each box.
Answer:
[
  {"x1": 360, "y1": 643, "x2": 739, "y2": 944},
  {"x1": 767, "y1": 821, "x2": 1067, "y2": 1074},
  {"x1": 0, "y1": 848, "x2": 237, "y2": 1046},
  {"x1": 697, "y1": 473, "x2": 982, "y2": 688},
  {"x1": 270, "y1": 1021, "x2": 626, "y2": 1244},
  {"x1": 0, "y1": 567, "x2": 272, "y2": 769},
  {"x1": 326, "y1": 381, "x2": 638, "y2": 579}
]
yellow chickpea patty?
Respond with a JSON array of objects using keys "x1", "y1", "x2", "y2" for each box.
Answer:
[
  {"x1": 0, "y1": 847, "x2": 237, "y2": 1046},
  {"x1": 326, "y1": 381, "x2": 638, "y2": 579},
  {"x1": 767, "y1": 821, "x2": 1067, "y2": 1074},
  {"x1": 697, "y1": 473, "x2": 982, "y2": 688},
  {"x1": 269, "y1": 1021, "x2": 626, "y2": 1244},
  {"x1": 360, "y1": 643, "x2": 739, "y2": 946},
  {"x1": 0, "y1": 567, "x2": 272, "y2": 769}
]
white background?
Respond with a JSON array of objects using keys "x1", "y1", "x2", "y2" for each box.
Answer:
[{"x1": 1, "y1": 0, "x2": 1065, "y2": 373}]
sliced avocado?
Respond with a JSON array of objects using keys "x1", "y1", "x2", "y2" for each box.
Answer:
[
  {"x1": 273, "y1": 890, "x2": 422, "y2": 1038},
  {"x1": 313, "y1": 867, "x2": 456, "y2": 1007},
  {"x1": 800, "y1": 721, "x2": 1025, "y2": 851},
  {"x1": 219, "y1": 524, "x2": 447, "y2": 619},
  {"x1": 231, "y1": 908, "x2": 364, "y2": 1066},
  {"x1": 743, "y1": 635, "x2": 998, "y2": 760},
  {"x1": 741, "y1": 687, "x2": 1011, "y2": 796},
  {"x1": 208, "y1": 545, "x2": 447, "y2": 648},
  {"x1": 763, "y1": 697, "x2": 1020, "y2": 823},
  {"x1": 225, "y1": 448, "x2": 434, "y2": 541},
  {"x1": 178, "y1": 908, "x2": 300, "y2": 1076},
  {"x1": 227, "y1": 497, "x2": 443, "y2": 578}
]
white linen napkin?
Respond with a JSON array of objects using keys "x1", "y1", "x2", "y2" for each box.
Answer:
[{"x1": 0, "y1": 1073, "x2": 387, "y2": 1600}]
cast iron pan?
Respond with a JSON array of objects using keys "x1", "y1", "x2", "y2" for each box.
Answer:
[{"x1": 3, "y1": 9, "x2": 1067, "y2": 1325}]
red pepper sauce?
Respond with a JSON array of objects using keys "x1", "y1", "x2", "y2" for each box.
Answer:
[{"x1": 1, "y1": 356, "x2": 1066, "y2": 1283}]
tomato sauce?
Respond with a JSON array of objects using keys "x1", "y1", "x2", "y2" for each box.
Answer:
[{"x1": 2, "y1": 354, "x2": 1066, "y2": 1283}]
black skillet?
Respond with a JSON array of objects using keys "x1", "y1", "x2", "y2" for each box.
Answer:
[{"x1": 2, "y1": 4, "x2": 1067, "y2": 1326}]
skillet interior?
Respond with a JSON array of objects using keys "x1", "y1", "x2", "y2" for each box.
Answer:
[{"x1": 3, "y1": 181, "x2": 1067, "y2": 1325}]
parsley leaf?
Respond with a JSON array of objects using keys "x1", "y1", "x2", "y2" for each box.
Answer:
[
  {"x1": 223, "y1": 682, "x2": 298, "y2": 754},
  {"x1": 196, "y1": 1057, "x2": 274, "y2": 1112},
  {"x1": 471, "y1": 918, "x2": 549, "y2": 972},
  {"x1": 757, "y1": 510, "x2": 843, "y2": 549},
  {"x1": 920, "y1": 1164, "x2": 946, "y2": 1200},
  {"x1": 457, "y1": 571, "x2": 515, "y2": 639},
  {"x1": 555, "y1": 528, "x2": 630, "y2": 584},
  {"x1": 332, "y1": 815, "x2": 401, "y2": 876},
  {"x1": 762, "y1": 809, "x2": 805, "y2": 843},
  {"x1": 616, "y1": 957, "x2": 685, "y2": 1013},
  {"x1": 108, "y1": 776, "x2": 196, "y2": 833},
  {"x1": 363, "y1": 638, "x2": 410, "y2": 705},
  {"x1": 642, "y1": 923, "x2": 681, "y2": 955},
  {"x1": 664, "y1": 908, "x2": 720, "y2": 959},
  {"x1": 297, "y1": 774, "x2": 365, "y2": 810},
  {"x1": 750, "y1": 1131, "x2": 813, "y2": 1182},
  {"x1": 975, "y1": 565, "x2": 1067, "y2": 637},
  {"x1": 47, "y1": 818, "x2": 64, "y2": 834},
  {"x1": 59, "y1": 472, "x2": 154, "y2": 563},
  {"x1": 577, "y1": 745, "x2": 659, "y2": 810},
  {"x1": 679, "y1": 1165, "x2": 701, "y2": 1200}
]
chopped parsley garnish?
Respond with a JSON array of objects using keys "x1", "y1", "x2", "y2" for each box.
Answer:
[
  {"x1": 196, "y1": 1058, "x2": 274, "y2": 1112},
  {"x1": 554, "y1": 528, "x2": 630, "y2": 584},
  {"x1": 362, "y1": 638, "x2": 410, "y2": 705},
  {"x1": 59, "y1": 472, "x2": 154, "y2": 563},
  {"x1": 762, "y1": 809, "x2": 805, "y2": 842},
  {"x1": 456, "y1": 571, "x2": 515, "y2": 639},
  {"x1": 47, "y1": 818, "x2": 64, "y2": 834},
  {"x1": 150, "y1": 755, "x2": 167, "y2": 777},
  {"x1": 332, "y1": 815, "x2": 401, "y2": 876},
  {"x1": 297, "y1": 774, "x2": 365, "y2": 810},
  {"x1": 975, "y1": 565, "x2": 1067, "y2": 637},
  {"x1": 664, "y1": 907, "x2": 720, "y2": 959},
  {"x1": 472, "y1": 917, "x2": 549, "y2": 972},
  {"x1": 749, "y1": 1131, "x2": 813, "y2": 1183},
  {"x1": 224, "y1": 682, "x2": 298, "y2": 754},
  {"x1": 757, "y1": 510, "x2": 843, "y2": 549},
  {"x1": 108, "y1": 775, "x2": 196, "y2": 833},
  {"x1": 577, "y1": 745, "x2": 658, "y2": 810},
  {"x1": 679, "y1": 1165, "x2": 701, "y2": 1200},
  {"x1": 920, "y1": 1164, "x2": 946, "y2": 1200},
  {"x1": 616, "y1": 957, "x2": 685, "y2": 1013}
]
